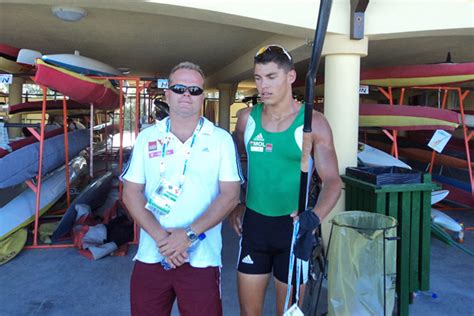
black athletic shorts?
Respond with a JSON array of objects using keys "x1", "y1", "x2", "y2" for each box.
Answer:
[{"x1": 237, "y1": 207, "x2": 302, "y2": 284}]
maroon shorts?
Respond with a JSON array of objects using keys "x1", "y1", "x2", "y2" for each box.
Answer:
[{"x1": 130, "y1": 261, "x2": 222, "y2": 316}]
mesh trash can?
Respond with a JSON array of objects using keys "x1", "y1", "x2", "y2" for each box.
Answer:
[{"x1": 328, "y1": 211, "x2": 398, "y2": 316}]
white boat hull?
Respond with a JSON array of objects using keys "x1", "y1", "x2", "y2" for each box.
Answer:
[
  {"x1": 431, "y1": 189, "x2": 449, "y2": 205},
  {"x1": 0, "y1": 156, "x2": 87, "y2": 240},
  {"x1": 42, "y1": 52, "x2": 121, "y2": 76},
  {"x1": 431, "y1": 208, "x2": 462, "y2": 232},
  {"x1": 17, "y1": 49, "x2": 42, "y2": 66},
  {"x1": 358, "y1": 143, "x2": 412, "y2": 169}
]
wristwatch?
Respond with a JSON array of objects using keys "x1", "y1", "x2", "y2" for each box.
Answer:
[{"x1": 185, "y1": 226, "x2": 198, "y2": 242}]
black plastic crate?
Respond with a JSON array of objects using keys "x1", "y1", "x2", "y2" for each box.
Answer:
[{"x1": 346, "y1": 166, "x2": 422, "y2": 186}]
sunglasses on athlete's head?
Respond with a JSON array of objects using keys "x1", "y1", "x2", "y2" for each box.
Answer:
[
  {"x1": 168, "y1": 84, "x2": 204, "y2": 96},
  {"x1": 255, "y1": 44, "x2": 292, "y2": 61}
]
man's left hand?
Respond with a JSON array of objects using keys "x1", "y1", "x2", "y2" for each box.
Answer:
[
  {"x1": 164, "y1": 251, "x2": 189, "y2": 269},
  {"x1": 157, "y1": 228, "x2": 192, "y2": 258}
]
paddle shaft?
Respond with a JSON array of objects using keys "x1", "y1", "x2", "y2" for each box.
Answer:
[
  {"x1": 291, "y1": 0, "x2": 332, "y2": 310},
  {"x1": 298, "y1": 0, "x2": 333, "y2": 215}
]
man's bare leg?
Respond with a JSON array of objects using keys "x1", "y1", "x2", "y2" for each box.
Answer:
[
  {"x1": 274, "y1": 278, "x2": 306, "y2": 316},
  {"x1": 238, "y1": 272, "x2": 271, "y2": 316}
]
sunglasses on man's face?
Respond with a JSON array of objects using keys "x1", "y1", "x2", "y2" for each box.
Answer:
[
  {"x1": 255, "y1": 45, "x2": 292, "y2": 61},
  {"x1": 168, "y1": 84, "x2": 204, "y2": 96}
]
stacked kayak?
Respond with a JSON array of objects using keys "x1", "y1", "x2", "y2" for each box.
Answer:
[
  {"x1": 34, "y1": 59, "x2": 120, "y2": 110},
  {"x1": 358, "y1": 142, "x2": 411, "y2": 169},
  {"x1": 42, "y1": 52, "x2": 122, "y2": 77},
  {"x1": 0, "y1": 156, "x2": 87, "y2": 240},
  {"x1": 359, "y1": 104, "x2": 459, "y2": 131},
  {"x1": 8, "y1": 100, "x2": 89, "y2": 115},
  {"x1": 0, "y1": 43, "x2": 33, "y2": 74},
  {"x1": 0, "y1": 128, "x2": 63, "y2": 158},
  {"x1": 0, "y1": 129, "x2": 89, "y2": 189},
  {"x1": 360, "y1": 62, "x2": 474, "y2": 87},
  {"x1": 52, "y1": 172, "x2": 113, "y2": 242}
]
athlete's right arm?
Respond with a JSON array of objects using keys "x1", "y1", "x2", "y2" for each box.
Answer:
[
  {"x1": 228, "y1": 108, "x2": 251, "y2": 235},
  {"x1": 234, "y1": 107, "x2": 251, "y2": 158}
]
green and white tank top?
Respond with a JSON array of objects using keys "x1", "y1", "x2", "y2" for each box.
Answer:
[{"x1": 244, "y1": 103, "x2": 305, "y2": 217}]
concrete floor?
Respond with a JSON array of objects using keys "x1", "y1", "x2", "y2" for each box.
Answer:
[
  {"x1": 1, "y1": 158, "x2": 473, "y2": 316},
  {"x1": 1, "y1": 207, "x2": 473, "y2": 316},
  {"x1": 0, "y1": 219, "x2": 277, "y2": 316}
]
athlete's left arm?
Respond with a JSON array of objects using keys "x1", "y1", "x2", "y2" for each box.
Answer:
[{"x1": 310, "y1": 111, "x2": 343, "y2": 221}]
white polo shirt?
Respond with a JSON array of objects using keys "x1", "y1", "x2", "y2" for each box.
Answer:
[{"x1": 121, "y1": 117, "x2": 241, "y2": 267}]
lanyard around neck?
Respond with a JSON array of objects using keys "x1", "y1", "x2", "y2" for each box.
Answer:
[{"x1": 159, "y1": 117, "x2": 204, "y2": 187}]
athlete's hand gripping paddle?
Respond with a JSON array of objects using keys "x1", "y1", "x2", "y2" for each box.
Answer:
[
  {"x1": 293, "y1": 0, "x2": 332, "y2": 262},
  {"x1": 294, "y1": 209, "x2": 320, "y2": 261},
  {"x1": 285, "y1": 0, "x2": 333, "y2": 314},
  {"x1": 297, "y1": 0, "x2": 332, "y2": 216}
]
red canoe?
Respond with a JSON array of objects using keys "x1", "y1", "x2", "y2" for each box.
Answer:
[
  {"x1": 295, "y1": 62, "x2": 474, "y2": 89},
  {"x1": 0, "y1": 43, "x2": 34, "y2": 74},
  {"x1": 359, "y1": 104, "x2": 459, "y2": 131},
  {"x1": 360, "y1": 62, "x2": 474, "y2": 87},
  {"x1": 34, "y1": 59, "x2": 120, "y2": 111},
  {"x1": 0, "y1": 43, "x2": 20, "y2": 60},
  {"x1": 8, "y1": 100, "x2": 90, "y2": 115}
]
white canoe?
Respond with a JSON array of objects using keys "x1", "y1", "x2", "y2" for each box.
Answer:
[
  {"x1": 431, "y1": 189, "x2": 449, "y2": 205},
  {"x1": 431, "y1": 208, "x2": 462, "y2": 232},
  {"x1": 17, "y1": 49, "x2": 42, "y2": 66},
  {"x1": 0, "y1": 156, "x2": 87, "y2": 241},
  {"x1": 358, "y1": 143, "x2": 412, "y2": 169},
  {"x1": 42, "y1": 51, "x2": 121, "y2": 77}
]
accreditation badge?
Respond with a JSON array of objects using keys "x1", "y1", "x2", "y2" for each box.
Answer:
[
  {"x1": 283, "y1": 304, "x2": 304, "y2": 316},
  {"x1": 145, "y1": 179, "x2": 181, "y2": 216}
]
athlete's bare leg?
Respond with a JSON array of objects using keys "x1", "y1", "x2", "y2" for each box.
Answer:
[{"x1": 238, "y1": 272, "x2": 271, "y2": 316}]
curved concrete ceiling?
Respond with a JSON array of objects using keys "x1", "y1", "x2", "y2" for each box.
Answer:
[
  {"x1": 0, "y1": 1, "x2": 473, "y2": 92},
  {"x1": 0, "y1": 3, "x2": 273, "y2": 78}
]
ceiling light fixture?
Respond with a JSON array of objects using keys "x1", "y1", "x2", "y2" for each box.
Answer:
[
  {"x1": 52, "y1": 6, "x2": 87, "y2": 22},
  {"x1": 118, "y1": 67, "x2": 131, "y2": 75}
]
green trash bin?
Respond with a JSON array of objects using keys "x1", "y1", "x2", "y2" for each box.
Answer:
[
  {"x1": 342, "y1": 169, "x2": 439, "y2": 316},
  {"x1": 328, "y1": 211, "x2": 398, "y2": 316}
]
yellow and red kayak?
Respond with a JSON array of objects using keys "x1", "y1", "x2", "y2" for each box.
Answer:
[
  {"x1": 0, "y1": 43, "x2": 34, "y2": 74},
  {"x1": 359, "y1": 103, "x2": 459, "y2": 131},
  {"x1": 34, "y1": 59, "x2": 120, "y2": 110},
  {"x1": 360, "y1": 62, "x2": 474, "y2": 87},
  {"x1": 296, "y1": 62, "x2": 474, "y2": 89}
]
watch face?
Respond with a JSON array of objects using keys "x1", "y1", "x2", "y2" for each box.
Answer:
[
  {"x1": 186, "y1": 228, "x2": 198, "y2": 242},
  {"x1": 188, "y1": 233, "x2": 197, "y2": 242}
]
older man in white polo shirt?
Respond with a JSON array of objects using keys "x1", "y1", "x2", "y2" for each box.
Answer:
[{"x1": 121, "y1": 61, "x2": 242, "y2": 316}]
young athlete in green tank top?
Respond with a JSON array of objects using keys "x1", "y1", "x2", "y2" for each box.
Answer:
[
  {"x1": 229, "y1": 45, "x2": 342, "y2": 316},
  {"x1": 246, "y1": 103, "x2": 304, "y2": 216}
]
